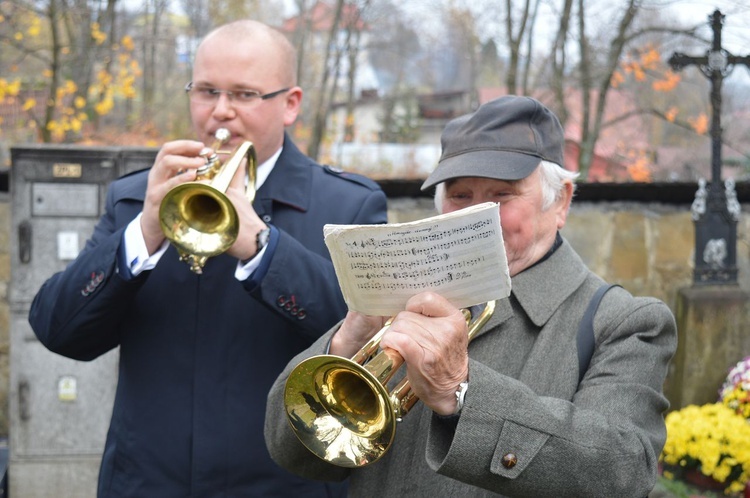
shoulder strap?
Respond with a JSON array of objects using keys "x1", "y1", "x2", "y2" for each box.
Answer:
[{"x1": 577, "y1": 284, "x2": 619, "y2": 384}]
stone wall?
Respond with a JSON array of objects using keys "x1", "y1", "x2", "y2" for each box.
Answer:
[{"x1": 1, "y1": 190, "x2": 748, "y2": 435}]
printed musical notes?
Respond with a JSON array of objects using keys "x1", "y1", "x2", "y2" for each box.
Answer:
[{"x1": 324, "y1": 202, "x2": 511, "y2": 315}]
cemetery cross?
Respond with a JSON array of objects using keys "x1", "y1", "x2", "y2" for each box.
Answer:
[{"x1": 669, "y1": 9, "x2": 750, "y2": 285}]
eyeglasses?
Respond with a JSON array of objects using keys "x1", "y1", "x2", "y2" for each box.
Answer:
[{"x1": 185, "y1": 82, "x2": 290, "y2": 107}]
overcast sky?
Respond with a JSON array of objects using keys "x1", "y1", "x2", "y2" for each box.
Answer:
[{"x1": 668, "y1": 0, "x2": 749, "y2": 49}]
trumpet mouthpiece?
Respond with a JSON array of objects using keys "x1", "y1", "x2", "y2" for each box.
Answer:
[{"x1": 215, "y1": 128, "x2": 231, "y2": 143}]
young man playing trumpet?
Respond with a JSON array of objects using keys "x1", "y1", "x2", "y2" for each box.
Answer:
[{"x1": 30, "y1": 20, "x2": 386, "y2": 497}]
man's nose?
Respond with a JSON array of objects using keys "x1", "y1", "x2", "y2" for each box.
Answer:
[{"x1": 212, "y1": 93, "x2": 236, "y2": 117}]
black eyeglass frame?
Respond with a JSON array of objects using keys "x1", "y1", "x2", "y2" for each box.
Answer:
[{"x1": 184, "y1": 82, "x2": 291, "y2": 104}]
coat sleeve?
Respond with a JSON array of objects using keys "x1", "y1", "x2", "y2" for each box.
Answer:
[
  {"x1": 425, "y1": 294, "x2": 677, "y2": 497},
  {"x1": 248, "y1": 187, "x2": 387, "y2": 341},
  {"x1": 28, "y1": 180, "x2": 147, "y2": 361}
]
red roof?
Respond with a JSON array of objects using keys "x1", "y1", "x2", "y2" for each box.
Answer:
[{"x1": 280, "y1": 1, "x2": 367, "y2": 33}]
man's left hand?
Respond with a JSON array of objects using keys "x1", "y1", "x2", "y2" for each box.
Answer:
[{"x1": 380, "y1": 292, "x2": 469, "y2": 416}]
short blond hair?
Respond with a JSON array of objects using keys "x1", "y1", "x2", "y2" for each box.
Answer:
[{"x1": 200, "y1": 20, "x2": 298, "y2": 87}]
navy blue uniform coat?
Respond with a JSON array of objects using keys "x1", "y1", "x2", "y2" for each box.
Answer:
[{"x1": 29, "y1": 136, "x2": 388, "y2": 497}]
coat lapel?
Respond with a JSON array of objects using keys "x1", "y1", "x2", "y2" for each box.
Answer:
[
  {"x1": 511, "y1": 239, "x2": 588, "y2": 327},
  {"x1": 257, "y1": 135, "x2": 313, "y2": 216},
  {"x1": 470, "y1": 239, "x2": 588, "y2": 345}
]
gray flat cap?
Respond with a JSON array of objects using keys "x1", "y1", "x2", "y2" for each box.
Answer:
[{"x1": 422, "y1": 96, "x2": 565, "y2": 190}]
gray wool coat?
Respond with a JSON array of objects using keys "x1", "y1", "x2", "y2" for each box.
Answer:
[{"x1": 264, "y1": 237, "x2": 678, "y2": 497}]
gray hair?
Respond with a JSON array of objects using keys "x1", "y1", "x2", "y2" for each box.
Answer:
[{"x1": 433, "y1": 160, "x2": 579, "y2": 213}]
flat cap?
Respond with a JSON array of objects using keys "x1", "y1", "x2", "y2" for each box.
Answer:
[{"x1": 422, "y1": 96, "x2": 565, "y2": 190}]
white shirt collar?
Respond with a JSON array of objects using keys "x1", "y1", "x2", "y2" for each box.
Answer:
[{"x1": 255, "y1": 146, "x2": 282, "y2": 190}]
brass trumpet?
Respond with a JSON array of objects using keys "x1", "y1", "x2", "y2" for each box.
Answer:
[
  {"x1": 159, "y1": 128, "x2": 256, "y2": 273},
  {"x1": 283, "y1": 300, "x2": 496, "y2": 468}
]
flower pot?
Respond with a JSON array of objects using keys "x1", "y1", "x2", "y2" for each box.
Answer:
[{"x1": 683, "y1": 468, "x2": 728, "y2": 492}]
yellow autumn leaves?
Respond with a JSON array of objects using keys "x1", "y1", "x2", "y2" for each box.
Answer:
[{"x1": 1, "y1": 18, "x2": 141, "y2": 141}]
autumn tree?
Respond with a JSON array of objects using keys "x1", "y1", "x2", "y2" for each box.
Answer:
[
  {"x1": 574, "y1": 5, "x2": 749, "y2": 182},
  {"x1": 442, "y1": 2, "x2": 482, "y2": 95},
  {"x1": 305, "y1": 0, "x2": 345, "y2": 161},
  {"x1": 502, "y1": 0, "x2": 533, "y2": 95},
  {"x1": 301, "y1": 0, "x2": 377, "y2": 161},
  {"x1": 540, "y1": 1, "x2": 701, "y2": 180},
  {"x1": 0, "y1": 0, "x2": 141, "y2": 142}
]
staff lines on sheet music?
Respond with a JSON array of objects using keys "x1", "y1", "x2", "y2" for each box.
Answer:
[
  {"x1": 355, "y1": 270, "x2": 474, "y2": 291},
  {"x1": 350, "y1": 255, "x2": 487, "y2": 280},
  {"x1": 344, "y1": 230, "x2": 497, "y2": 260},
  {"x1": 343, "y1": 218, "x2": 495, "y2": 250}
]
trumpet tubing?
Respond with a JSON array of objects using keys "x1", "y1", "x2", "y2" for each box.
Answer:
[{"x1": 283, "y1": 300, "x2": 496, "y2": 468}]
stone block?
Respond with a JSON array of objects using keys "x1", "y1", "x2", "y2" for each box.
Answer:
[
  {"x1": 667, "y1": 285, "x2": 750, "y2": 410},
  {"x1": 609, "y1": 211, "x2": 649, "y2": 283},
  {"x1": 563, "y1": 206, "x2": 613, "y2": 276}
]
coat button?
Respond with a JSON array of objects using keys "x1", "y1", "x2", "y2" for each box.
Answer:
[
  {"x1": 501, "y1": 453, "x2": 517, "y2": 469},
  {"x1": 262, "y1": 214, "x2": 272, "y2": 223},
  {"x1": 277, "y1": 295, "x2": 287, "y2": 307},
  {"x1": 281, "y1": 295, "x2": 297, "y2": 312}
]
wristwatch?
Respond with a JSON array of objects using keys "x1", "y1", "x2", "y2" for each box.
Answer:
[
  {"x1": 256, "y1": 226, "x2": 271, "y2": 254},
  {"x1": 241, "y1": 227, "x2": 271, "y2": 266},
  {"x1": 454, "y1": 381, "x2": 469, "y2": 415}
]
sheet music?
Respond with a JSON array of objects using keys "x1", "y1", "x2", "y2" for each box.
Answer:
[{"x1": 324, "y1": 202, "x2": 511, "y2": 316}]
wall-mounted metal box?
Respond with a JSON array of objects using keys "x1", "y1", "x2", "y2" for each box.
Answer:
[{"x1": 9, "y1": 145, "x2": 157, "y2": 497}]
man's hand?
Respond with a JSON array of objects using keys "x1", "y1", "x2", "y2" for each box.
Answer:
[
  {"x1": 142, "y1": 140, "x2": 206, "y2": 255},
  {"x1": 380, "y1": 292, "x2": 469, "y2": 416},
  {"x1": 330, "y1": 311, "x2": 389, "y2": 359},
  {"x1": 223, "y1": 155, "x2": 267, "y2": 261}
]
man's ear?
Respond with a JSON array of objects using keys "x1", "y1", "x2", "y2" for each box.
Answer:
[
  {"x1": 556, "y1": 180, "x2": 574, "y2": 229},
  {"x1": 283, "y1": 87, "x2": 303, "y2": 127}
]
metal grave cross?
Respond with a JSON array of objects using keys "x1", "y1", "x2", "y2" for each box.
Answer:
[{"x1": 669, "y1": 9, "x2": 750, "y2": 285}]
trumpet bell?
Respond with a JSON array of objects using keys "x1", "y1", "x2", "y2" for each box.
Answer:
[
  {"x1": 159, "y1": 182, "x2": 239, "y2": 272},
  {"x1": 282, "y1": 300, "x2": 495, "y2": 468},
  {"x1": 284, "y1": 354, "x2": 397, "y2": 468},
  {"x1": 158, "y1": 128, "x2": 256, "y2": 274}
]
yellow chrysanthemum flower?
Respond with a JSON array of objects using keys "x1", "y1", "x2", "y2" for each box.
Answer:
[{"x1": 661, "y1": 403, "x2": 750, "y2": 494}]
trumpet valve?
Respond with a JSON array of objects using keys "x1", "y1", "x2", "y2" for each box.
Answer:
[
  {"x1": 196, "y1": 128, "x2": 232, "y2": 180},
  {"x1": 196, "y1": 128, "x2": 231, "y2": 178},
  {"x1": 196, "y1": 148, "x2": 218, "y2": 178}
]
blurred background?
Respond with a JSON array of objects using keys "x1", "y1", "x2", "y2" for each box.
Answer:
[{"x1": 1, "y1": 0, "x2": 749, "y2": 183}]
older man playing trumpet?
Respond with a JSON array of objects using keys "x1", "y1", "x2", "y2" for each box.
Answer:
[{"x1": 265, "y1": 95, "x2": 677, "y2": 497}]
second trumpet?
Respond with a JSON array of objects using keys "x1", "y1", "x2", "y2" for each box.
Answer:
[{"x1": 283, "y1": 300, "x2": 496, "y2": 468}]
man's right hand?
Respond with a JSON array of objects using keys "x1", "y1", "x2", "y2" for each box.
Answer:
[{"x1": 141, "y1": 140, "x2": 207, "y2": 255}]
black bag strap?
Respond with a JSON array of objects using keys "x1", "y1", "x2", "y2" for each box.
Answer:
[{"x1": 577, "y1": 284, "x2": 619, "y2": 384}]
